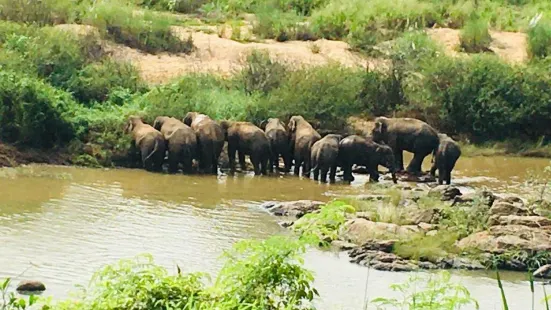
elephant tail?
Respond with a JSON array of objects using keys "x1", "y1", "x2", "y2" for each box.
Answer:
[{"x1": 144, "y1": 138, "x2": 161, "y2": 164}]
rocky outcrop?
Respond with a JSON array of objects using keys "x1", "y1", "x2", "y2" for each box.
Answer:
[
  {"x1": 488, "y1": 215, "x2": 551, "y2": 228},
  {"x1": 457, "y1": 225, "x2": 551, "y2": 253},
  {"x1": 261, "y1": 200, "x2": 324, "y2": 218},
  {"x1": 16, "y1": 280, "x2": 46, "y2": 293},
  {"x1": 489, "y1": 201, "x2": 532, "y2": 217},
  {"x1": 342, "y1": 218, "x2": 419, "y2": 245}
]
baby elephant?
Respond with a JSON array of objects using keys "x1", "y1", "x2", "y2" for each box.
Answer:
[
  {"x1": 310, "y1": 134, "x2": 342, "y2": 183},
  {"x1": 124, "y1": 116, "x2": 166, "y2": 172},
  {"x1": 430, "y1": 133, "x2": 461, "y2": 185},
  {"x1": 219, "y1": 121, "x2": 271, "y2": 176},
  {"x1": 153, "y1": 116, "x2": 197, "y2": 174}
]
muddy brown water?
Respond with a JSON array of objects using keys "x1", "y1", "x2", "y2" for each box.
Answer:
[{"x1": 0, "y1": 155, "x2": 550, "y2": 309}]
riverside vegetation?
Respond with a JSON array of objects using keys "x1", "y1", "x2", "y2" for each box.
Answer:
[{"x1": 1, "y1": 0, "x2": 551, "y2": 166}]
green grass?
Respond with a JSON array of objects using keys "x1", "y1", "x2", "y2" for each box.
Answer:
[
  {"x1": 393, "y1": 231, "x2": 459, "y2": 262},
  {"x1": 459, "y1": 17, "x2": 492, "y2": 53},
  {"x1": 527, "y1": 18, "x2": 551, "y2": 59}
]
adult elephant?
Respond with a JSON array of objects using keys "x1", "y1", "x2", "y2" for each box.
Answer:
[
  {"x1": 260, "y1": 118, "x2": 291, "y2": 173},
  {"x1": 124, "y1": 116, "x2": 166, "y2": 172},
  {"x1": 288, "y1": 115, "x2": 321, "y2": 178},
  {"x1": 339, "y1": 135, "x2": 397, "y2": 183},
  {"x1": 219, "y1": 121, "x2": 271, "y2": 176},
  {"x1": 310, "y1": 134, "x2": 342, "y2": 183},
  {"x1": 153, "y1": 116, "x2": 197, "y2": 174},
  {"x1": 430, "y1": 133, "x2": 461, "y2": 185},
  {"x1": 371, "y1": 117, "x2": 439, "y2": 174},
  {"x1": 183, "y1": 112, "x2": 224, "y2": 175}
]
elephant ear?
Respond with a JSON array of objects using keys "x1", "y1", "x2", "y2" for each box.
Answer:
[{"x1": 183, "y1": 112, "x2": 194, "y2": 126}]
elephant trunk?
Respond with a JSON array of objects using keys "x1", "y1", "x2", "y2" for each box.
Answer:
[{"x1": 391, "y1": 170, "x2": 397, "y2": 184}]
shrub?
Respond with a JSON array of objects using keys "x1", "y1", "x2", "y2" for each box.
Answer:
[
  {"x1": 68, "y1": 59, "x2": 146, "y2": 104},
  {"x1": 0, "y1": 71, "x2": 75, "y2": 148},
  {"x1": 0, "y1": 0, "x2": 82, "y2": 25},
  {"x1": 527, "y1": 18, "x2": 551, "y2": 59},
  {"x1": 252, "y1": 5, "x2": 315, "y2": 42},
  {"x1": 459, "y1": 17, "x2": 492, "y2": 53},
  {"x1": 86, "y1": 3, "x2": 195, "y2": 54},
  {"x1": 238, "y1": 50, "x2": 288, "y2": 95}
]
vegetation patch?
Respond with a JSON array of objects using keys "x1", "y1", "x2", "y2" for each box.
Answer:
[{"x1": 459, "y1": 17, "x2": 492, "y2": 53}]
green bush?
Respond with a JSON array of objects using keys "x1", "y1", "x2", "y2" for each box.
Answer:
[
  {"x1": 68, "y1": 59, "x2": 146, "y2": 104},
  {"x1": 527, "y1": 18, "x2": 551, "y2": 59},
  {"x1": 238, "y1": 50, "x2": 288, "y2": 95},
  {"x1": 86, "y1": 3, "x2": 194, "y2": 54},
  {"x1": 0, "y1": 0, "x2": 83, "y2": 25},
  {"x1": 0, "y1": 71, "x2": 75, "y2": 148},
  {"x1": 459, "y1": 17, "x2": 492, "y2": 53}
]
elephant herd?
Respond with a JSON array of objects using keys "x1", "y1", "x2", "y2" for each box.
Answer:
[{"x1": 124, "y1": 113, "x2": 461, "y2": 185}]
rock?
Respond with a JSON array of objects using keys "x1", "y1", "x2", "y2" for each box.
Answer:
[
  {"x1": 350, "y1": 239, "x2": 397, "y2": 254},
  {"x1": 457, "y1": 225, "x2": 551, "y2": 253},
  {"x1": 278, "y1": 220, "x2": 294, "y2": 228},
  {"x1": 452, "y1": 190, "x2": 496, "y2": 207},
  {"x1": 451, "y1": 257, "x2": 485, "y2": 270},
  {"x1": 356, "y1": 211, "x2": 375, "y2": 221},
  {"x1": 16, "y1": 280, "x2": 46, "y2": 292},
  {"x1": 355, "y1": 194, "x2": 388, "y2": 201},
  {"x1": 489, "y1": 202, "x2": 534, "y2": 217},
  {"x1": 429, "y1": 185, "x2": 462, "y2": 201},
  {"x1": 392, "y1": 171, "x2": 436, "y2": 183},
  {"x1": 418, "y1": 261, "x2": 438, "y2": 269},
  {"x1": 534, "y1": 264, "x2": 551, "y2": 279},
  {"x1": 342, "y1": 218, "x2": 417, "y2": 245},
  {"x1": 426, "y1": 230, "x2": 438, "y2": 237},
  {"x1": 331, "y1": 240, "x2": 358, "y2": 251},
  {"x1": 372, "y1": 262, "x2": 418, "y2": 272},
  {"x1": 418, "y1": 222, "x2": 434, "y2": 231},
  {"x1": 261, "y1": 200, "x2": 324, "y2": 218},
  {"x1": 406, "y1": 208, "x2": 436, "y2": 224},
  {"x1": 488, "y1": 215, "x2": 551, "y2": 228}
]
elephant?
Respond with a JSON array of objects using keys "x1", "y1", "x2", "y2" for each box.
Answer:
[
  {"x1": 371, "y1": 117, "x2": 439, "y2": 175},
  {"x1": 153, "y1": 116, "x2": 197, "y2": 174},
  {"x1": 219, "y1": 120, "x2": 271, "y2": 176},
  {"x1": 124, "y1": 116, "x2": 166, "y2": 172},
  {"x1": 430, "y1": 133, "x2": 461, "y2": 185},
  {"x1": 338, "y1": 135, "x2": 397, "y2": 184},
  {"x1": 183, "y1": 112, "x2": 224, "y2": 175},
  {"x1": 260, "y1": 118, "x2": 292, "y2": 173},
  {"x1": 288, "y1": 115, "x2": 321, "y2": 178},
  {"x1": 310, "y1": 134, "x2": 342, "y2": 183}
]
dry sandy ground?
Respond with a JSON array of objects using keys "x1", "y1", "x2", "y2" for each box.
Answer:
[{"x1": 55, "y1": 24, "x2": 528, "y2": 85}]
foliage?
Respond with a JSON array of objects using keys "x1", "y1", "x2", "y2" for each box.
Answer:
[
  {"x1": 393, "y1": 231, "x2": 459, "y2": 262},
  {"x1": 291, "y1": 200, "x2": 355, "y2": 246},
  {"x1": 372, "y1": 271, "x2": 480, "y2": 310},
  {"x1": 527, "y1": 17, "x2": 551, "y2": 59},
  {"x1": 238, "y1": 50, "x2": 288, "y2": 95},
  {"x1": 48, "y1": 236, "x2": 318, "y2": 310},
  {"x1": 436, "y1": 195, "x2": 490, "y2": 239},
  {"x1": 459, "y1": 17, "x2": 492, "y2": 53},
  {"x1": 214, "y1": 236, "x2": 318, "y2": 309},
  {"x1": 0, "y1": 71, "x2": 76, "y2": 148},
  {"x1": 85, "y1": 2, "x2": 194, "y2": 54},
  {"x1": 0, "y1": 0, "x2": 84, "y2": 26}
]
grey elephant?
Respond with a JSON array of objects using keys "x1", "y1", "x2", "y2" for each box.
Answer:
[
  {"x1": 288, "y1": 115, "x2": 321, "y2": 178},
  {"x1": 310, "y1": 134, "x2": 342, "y2": 183},
  {"x1": 260, "y1": 118, "x2": 292, "y2": 173},
  {"x1": 371, "y1": 117, "x2": 439, "y2": 175},
  {"x1": 219, "y1": 121, "x2": 271, "y2": 176},
  {"x1": 153, "y1": 116, "x2": 197, "y2": 174},
  {"x1": 124, "y1": 116, "x2": 166, "y2": 172},
  {"x1": 338, "y1": 135, "x2": 397, "y2": 183},
  {"x1": 430, "y1": 133, "x2": 461, "y2": 185},
  {"x1": 183, "y1": 112, "x2": 224, "y2": 175}
]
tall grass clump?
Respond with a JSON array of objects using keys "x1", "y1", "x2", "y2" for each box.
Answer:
[
  {"x1": 238, "y1": 50, "x2": 288, "y2": 95},
  {"x1": 86, "y1": 3, "x2": 194, "y2": 54},
  {"x1": 0, "y1": 0, "x2": 84, "y2": 25},
  {"x1": 527, "y1": 17, "x2": 551, "y2": 59},
  {"x1": 459, "y1": 17, "x2": 492, "y2": 53}
]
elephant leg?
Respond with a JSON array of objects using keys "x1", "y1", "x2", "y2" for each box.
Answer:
[
  {"x1": 182, "y1": 158, "x2": 193, "y2": 174},
  {"x1": 293, "y1": 155, "x2": 302, "y2": 176},
  {"x1": 320, "y1": 167, "x2": 329, "y2": 183},
  {"x1": 251, "y1": 156, "x2": 261, "y2": 176},
  {"x1": 406, "y1": 153, "x2": 425, "y2": 175},
  {"x1": 238, "y1": 151, "x2": 246, "y2": 172},
  {"x1": 283, "y1": 151, "x2": 292, "y2": 173},
  {"x1": 395, "y1": 149, "x2": 404, "y2": 172},
  {"x1": 329, "y1": 164, "x2": 337, "y2": 184},
  {"x1": 260, "y1": 156, "x2": 269, "y2": 175},
  {"x1": 303, "y1": 156, "x2": 311, "y2": 178},
  {"x1": 430, "y1": 160, "x2": 437, "y2": 177},
  {"x1": 228, "y1": 145, "x2": 237, "y2": 174},
  {"x1": 168, "y1": 155, "x2": 178, "y2": 174},
  {"x1": 368, "y1": 167, "x2": 380, "y2": 183},
  {"x1": 343, "y1": 163, "x2": 354, "y2": 183},
  {"x1": 313, "y1": 166, "x2": 319, "y2": 181}
]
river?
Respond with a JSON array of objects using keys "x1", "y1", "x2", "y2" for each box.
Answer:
[{"x1": 0, "y1": 155, "x2": 550, "y2": 309}]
